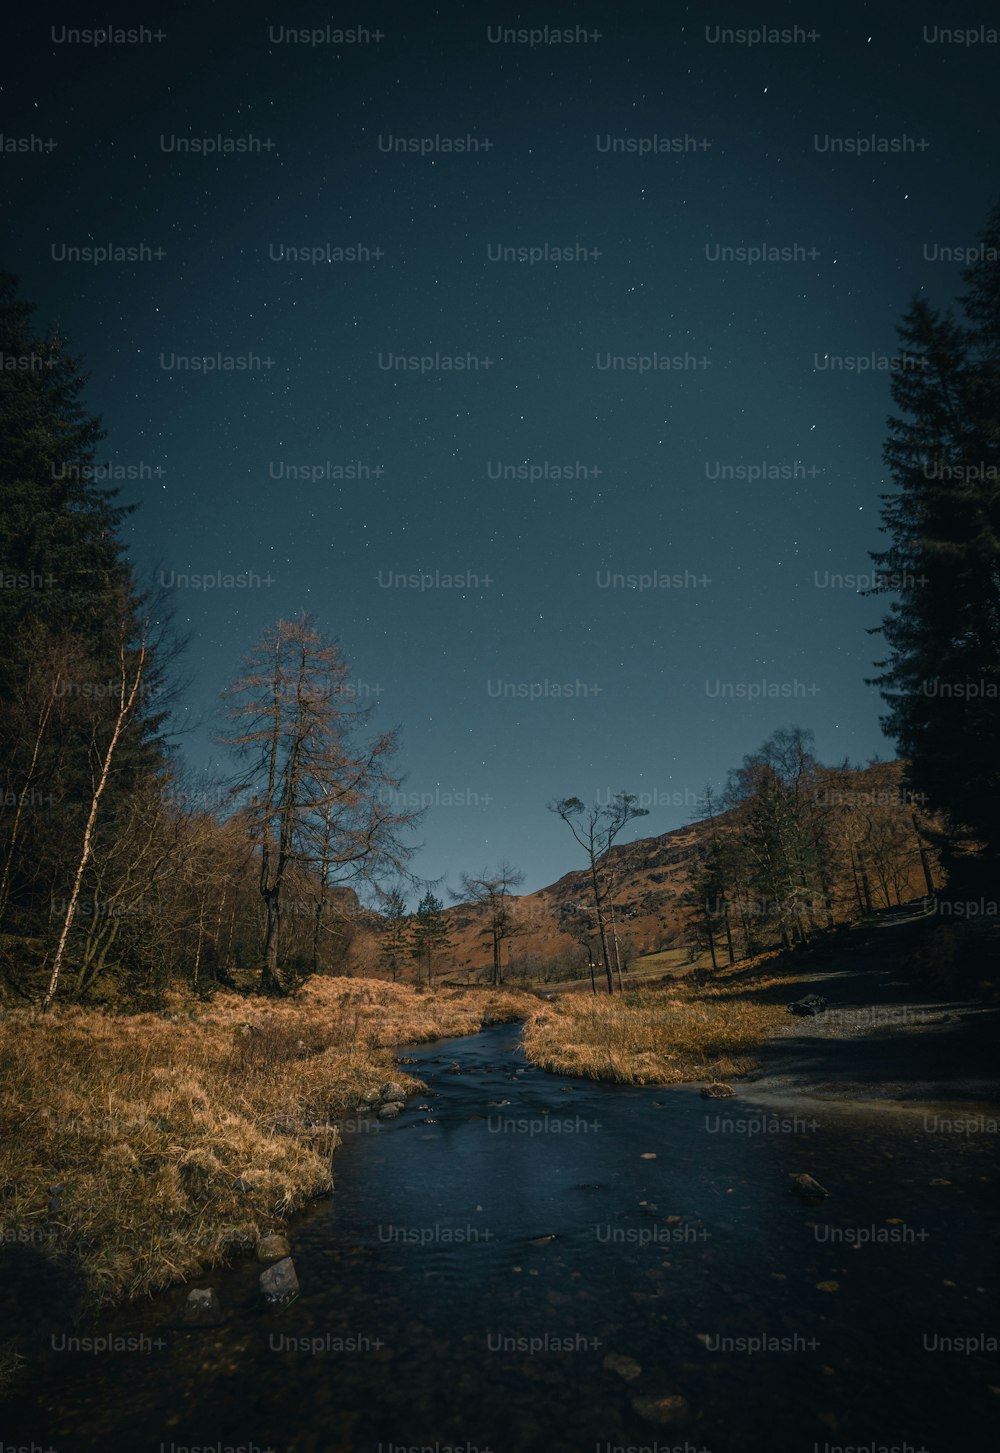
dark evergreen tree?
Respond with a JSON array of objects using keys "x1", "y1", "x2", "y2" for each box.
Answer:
[
  {"x1": 409, "y1": 891, "x2": 453, "y2": 987},
  {"x1": 377, "y1": 887, "x2": 412, "y2": 981},
  {"x1": 866, "y1": 206, "x2": 1000, "y2": 877},
  {"x1": 0, "y1": 272, "x2": 168, "y2": 944}
]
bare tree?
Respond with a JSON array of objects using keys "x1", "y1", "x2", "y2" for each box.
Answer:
[
  {"x1": 220, "y1": 616, "x2": 419, "y2": 993},
  {"x1": 547, "y1": 794, "x2": 649, "y2": 993},
  {"x1": 452, "y1": 861, "x2": 525, "y2": 985}
]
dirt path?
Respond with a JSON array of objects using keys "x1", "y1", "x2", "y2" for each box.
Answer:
[{"x1": 742, "y1": 906, "x2": 1000, "y2": 1104}]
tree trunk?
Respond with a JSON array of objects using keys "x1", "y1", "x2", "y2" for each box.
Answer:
[
  {"x1": 42, "y1": 633, "x2": 146, "y2": 1012},
  {"x1": 912, "y1": 812, "x2": 936, "y2": 899},
  {"x1": 704, "y1": 901, "x2": 719, "y2": 970},
  {"x1": 0, "y1": 670, "x2": 61, "y2": 925},
  {"x1": 261, "y1": 888, "x2": 281, "y2": 993},
  {"x1": 849, "y1": 846, "x2": 865, "y2": 915},
  {"x1": 609, "y1": 898, "x2": 624, "y2": 991},
  {"x1": 722, "y1": 901, "x2": 736, "y2": 964},
  {"x1": 589, "y1": 859, "x2": 613, "y2": 994}
]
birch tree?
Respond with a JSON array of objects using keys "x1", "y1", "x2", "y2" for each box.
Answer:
[{"x1": 42, "y1": 613, "x2": 150, "y2": 1011}]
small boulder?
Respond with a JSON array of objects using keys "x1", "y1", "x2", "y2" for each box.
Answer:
[
  {"x1": 700, "y1": 1082, "x2": 735, "y2": 1099},
  {"x1": 603, "y1": 1352, "x2": 642, "y2": 1381},
  {"x1": 632, "y1": 1392, "x2": 690, "y2": 1426},
  {"x1": 378, "y1": 1102, "x2": 404, "y2": 1119},
  {"x1": 379, "y1": 1081, "x2": 407, "y2": 1102},
  {"x1": 259, "y1": 1256, "x2": 299, "y2": 1305},
  {"x1": 790, "y1": 1173, "x2": 830, "y2": 1201},
  {"x1": 183, "y1": 1287, "x2": 222, "y2": 1326},
  {"x1": 789, "y1": 994, "x2": 828, "y2": 1016},
  {"x1": 256, "y1": 1233, "x2": 290, "y2": 1262}
]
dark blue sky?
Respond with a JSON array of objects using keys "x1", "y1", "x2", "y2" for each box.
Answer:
[{"x1": 5, "y1": 1, "x2": 998, "y2": 896}]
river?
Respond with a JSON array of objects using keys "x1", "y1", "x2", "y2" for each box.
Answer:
[{"x1": 3, "y1": 1023, "x2": 998, "y2": 1452}]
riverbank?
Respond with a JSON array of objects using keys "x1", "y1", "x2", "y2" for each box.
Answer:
[
  {"x1": 0, "y1": 977, "x2": 530, "y2": 1386},
  {"x1": 0, "y1": 945, "x2": 807, "y2": 1390},
  {"x1": 5, "y1": 1019, "x2": 998, "y2": 1453},
  {"x1": 5, "y1": 911, "x2": 995, "y2": 1394},
  {"x1": 521, "y1": 910, "x2": 1000, "y2": 1101},
  {"x1": 520, "y1": 946, "x2": 805, "y2": 1084}
]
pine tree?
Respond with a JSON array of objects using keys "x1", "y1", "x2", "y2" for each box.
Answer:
[
  {"x1": 377, "y1": 887, "x2": 412, "y2": 981},
  {"x1": 682, "y1": 787, "x2": 736, "y2": 967},
  {"x1": 0, "y1": 273, "x2": 168, "y2": 946},
  {"x1": 409, "y1": 891, "x2": 453, "y2": 987},
  {"x1": 0, "y1": 272, "x2": 131, "y2": 687},
  {"x1": 867, "y1": 206, "x2": 1000, "y2": 876}
]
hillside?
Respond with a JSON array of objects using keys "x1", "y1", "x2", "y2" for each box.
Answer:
[
  {"x1": 433, "y1": 759, "x2": 940, "y2": 985},
  {"x1": 442, "y1": 816, "x2": 708, "y2": 981}
]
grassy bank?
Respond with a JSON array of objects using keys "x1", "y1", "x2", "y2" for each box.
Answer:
[
  {"x1": 1, "y1": 952, "x2": 812, "y2": 1387},
  {"x1": 0, "y1": 978, "x2": 529, "y2": 1385},
  {"x1": 521, "y1": 950, "x2": 805, "y2": 1084}
]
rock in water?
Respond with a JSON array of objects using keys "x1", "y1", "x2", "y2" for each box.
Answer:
[
  {"x1": 603, "y1": 1352, "x2": 642, "y2": 1381},
  {"x1": 789, "y1": 994, "x2": 828, "y2": 1016},
  {"x1": 256, "y1": 1233, "x2": 290, "y2": 1262},
  {"x1": 378, "y1": 1102, "x2": 404, "y2": 1119},
  {"x1": 790, "y1": 1173, "x2": 830, "y2": 1201},
  {"x1": 632, "y1": 1393, "x2": 690, "y2": 1425},
  {"x1": 259, "y1": 1256, "x2": 299, "y2": 1305},
  {"x1": 700, "y1": 1082, "x2": 735, "y2": 1099},
  {"x1": 183, "y1": 1287, "x2": 222, "y2": 1325}
]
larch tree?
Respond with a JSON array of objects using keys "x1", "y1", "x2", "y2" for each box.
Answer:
[
  {"x1": 220, "y1": 615, "x2": 419, "y2": 994},
  {"x1": 453, "y1": 861, "x2": 525, "y2": 986}
]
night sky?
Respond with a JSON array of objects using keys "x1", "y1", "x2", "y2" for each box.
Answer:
[{"x1": 4, "y1": 1, "x2": 998, "y2": 896}]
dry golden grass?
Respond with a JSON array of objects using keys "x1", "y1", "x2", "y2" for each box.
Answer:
[
  {"x1": 0, "y1": 957, "x2": 803, "y2": 1387},
  {"x1": 0, "y1": 977, "x2": 530, "y2": 1381},
  {"x1": 521, "y1": 952, "x2": 805, "y2": 1085}
]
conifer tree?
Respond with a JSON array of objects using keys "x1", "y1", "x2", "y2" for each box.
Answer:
[
  {"x1": 377, "y1": 887, "x2": 412, "y2": 981},
  {"x1": 409, "y1": 891, "x2": 453, "y2": 987},
  {"x1": 867, "y1": 205, "x2": 1000, "y2": 876}
]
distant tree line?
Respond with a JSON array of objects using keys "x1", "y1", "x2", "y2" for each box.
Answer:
[{"x1": 680, "y1": 728, "x2": 941, "y2": 966}]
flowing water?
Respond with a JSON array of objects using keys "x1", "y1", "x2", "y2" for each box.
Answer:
[{"x1": 3, "y1": 1023, "x2": 998, "y2": 1452}]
